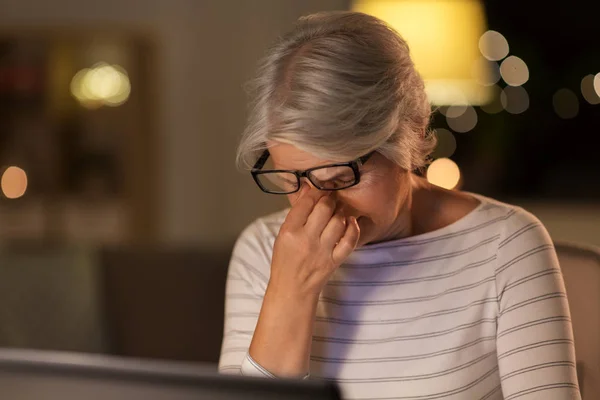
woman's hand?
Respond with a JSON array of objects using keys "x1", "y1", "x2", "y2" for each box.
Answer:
[
  {"x1": 248, "y1": 184, "x2": 360, "y2": 378},
  {"x1": 269, "y1": 184, "x2": 361, "y2": 299}
]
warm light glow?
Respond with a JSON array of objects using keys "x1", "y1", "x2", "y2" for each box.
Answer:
[
  {"x1": 1, "y1": 166, "x2": 28, "y2": 199},
  {"x1": 479, "y1": 30, "x2": 509, "y2": 61},
  {"x1": 500, "y1": 56, "x2": 529, "y2": 86},
  {"x1": 70, "y1": 63, "x2": 131, "y2": 107},
  {"x1": 446, "y1": 105, "x2": 478, "y2": 132},
  {"x1": 553, "y1": 88, "x2": 579, "y2": 119},
  {"x1": 85, "y1": 65, "x2": 122, "y2": 100},
  {"x1": 431, "y1": 128, "x2": 457, "y2": 159},
  {"x1": 70, "y1": 68, "x2": 90, "y2": 102},
  {"x1": 595, "y1": 73, "x2": 600, "y2": 97},
  {"x1": 581, "y1": 74, "x2": 600, "y2": 105},
  {"x1": 480, "y1": 85, "x2": 503, "y2": 114},
  {"x1": 500, "y1": 86, "x2": 529, "y2": 114},
  {"x1": 352, "y1": 0, "x2": 493, "y2": 105},
  {"x1": 427, "y1": 158, "x2": 461, "y2": 190},
  {"x1": 428, "y1": 86, "x2": 471, "y2": 107}
]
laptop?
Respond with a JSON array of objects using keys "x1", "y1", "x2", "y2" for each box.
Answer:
[{"x1": 0, "y1": 348, "x2": 342, "y2": 400}]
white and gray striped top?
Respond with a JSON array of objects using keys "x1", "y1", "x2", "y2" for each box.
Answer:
[{"x1": 218, "y1": 194, "x2": 581, "y2": 399}]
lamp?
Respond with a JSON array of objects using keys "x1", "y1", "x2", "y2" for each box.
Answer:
[{"x1": 352, "y1": 0, "x2": 493, "y2": 106}]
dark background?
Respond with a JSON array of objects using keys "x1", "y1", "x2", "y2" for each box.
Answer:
[{"x1": 448, "y1": 0, "x2": 600, "y2": 201}]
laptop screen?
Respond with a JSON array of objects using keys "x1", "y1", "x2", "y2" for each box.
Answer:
[{"x1": 0, "y1": 348, "x2": 341, "y2": 400}]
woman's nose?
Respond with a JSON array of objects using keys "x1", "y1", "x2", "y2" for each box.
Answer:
[{"x1": 300, "y1": 177, "x2": 316, "y2": 191}]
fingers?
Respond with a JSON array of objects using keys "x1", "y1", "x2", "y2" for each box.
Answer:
[
  {"x1": 284, "y1": 183, "x2": 357, "y2": 268},
  {"x1": 305, "y1": 194, "x2": 336, "y2": 234},
  {"x1": 285, "y1": 184, "x2": 327, "y2": 228},
  {"x1": 320, "y1": 208, "x2": 346, "y2": 248},
  {"x1": 332, "y1": 217, "x2": 360, "y2": 265}
]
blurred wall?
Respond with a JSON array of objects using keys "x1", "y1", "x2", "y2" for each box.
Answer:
[{"x1": 0, "y1": 0, "x2": 347, "y2": 246}]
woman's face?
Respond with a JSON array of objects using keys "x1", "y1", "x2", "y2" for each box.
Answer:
[{"x1": 267, "y1": 142, "x2": 413, "y2": 247}]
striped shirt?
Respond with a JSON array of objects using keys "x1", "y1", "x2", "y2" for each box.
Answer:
[{"x1": 218, "y1": 194, "x2": 581, "y2": 399}]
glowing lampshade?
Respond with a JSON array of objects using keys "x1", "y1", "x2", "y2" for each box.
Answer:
[{"x1": 352, "y1": 0, "x2": 493, "y2": 106}]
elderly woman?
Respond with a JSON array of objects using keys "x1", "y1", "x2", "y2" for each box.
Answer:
[{"x1": 218, "y1": 11, "x2": 580, "y2": 400}]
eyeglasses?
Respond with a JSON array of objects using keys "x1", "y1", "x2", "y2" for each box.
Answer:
[{"x1": 251, "y1": 150, "x2": 374, "y2": 194}]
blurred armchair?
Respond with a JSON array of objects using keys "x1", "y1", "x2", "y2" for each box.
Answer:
[
  {"x1": 99, "y1": 245, "x2": 233, "y2": 364},
  {"x1": 0, "y1": 246, "x2": 111, "y2": 353},
  {"x1": 555, "y1": 241, "x2": 600, "y2": 399}
]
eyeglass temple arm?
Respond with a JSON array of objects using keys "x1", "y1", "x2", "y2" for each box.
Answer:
[
  {"x1": 253, "y1": 150, "x2": 270, "y2": 170},
  {"x1": 358, "y1": 151, "x2": 375, "y2": 165}
]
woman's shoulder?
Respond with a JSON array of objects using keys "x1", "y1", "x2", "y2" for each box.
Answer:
[
  {"x1": 468, "y1": 193, "x2": 552, "y2": 247},
  {"x1": 470, "y1": 193, "x2": 544, "y2": 223}
]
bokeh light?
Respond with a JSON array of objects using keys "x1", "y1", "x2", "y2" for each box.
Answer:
[
  {"x1": 500, "y1": 86, "x2": 529, "y2": 114},
  {"x1": 594, "y1": 73, "x2": 600, "y2": 97},
  {"x1": 431, "y1": 128, "x2": 457, "y2": 159},
  {"x1": 437, "y1": 106, "x2": 449, "y2": 116},
  {"x1": 479, "y1": 30, "x2": 509, "y2": 61},
  {"x1": 480, "y1": 85, "x2": 503, "y2": 114},
  {"x1": 581, "y1": 74, "x2": 600, "y2": 105},
  {"x1": 473, "y1": 59, "x2": 500, "y2": 86},
  {"x1": 446, "y1": 105, "x2": 478, "y2": 132},
  {"x1": 553, "y1": 88, "x2": 579, "y2": 119},
  {"x1": 500, "y1": 56, "x2": 529, "y2": 86},
  {"x1": 427, "y1": 158, "x2": 461, "y2": 190},
  {"x1": 1, "y1": 166, "x2": 28, "y2": 199},
  {"x1": 71, "y1": 63, "x2": 131, "y2": 108},
  {"x1": 445, "y1": 105, "x2": 467, "y2": 118}
]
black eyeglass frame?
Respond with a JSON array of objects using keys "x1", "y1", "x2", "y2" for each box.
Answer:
[{"x1": 251, "y1": 150, "x2": 375, "y2": 194}]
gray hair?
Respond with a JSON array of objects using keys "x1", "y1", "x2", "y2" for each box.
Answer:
[{"x1": 236, "y1": 11, "x2": 436, "y2": 171}]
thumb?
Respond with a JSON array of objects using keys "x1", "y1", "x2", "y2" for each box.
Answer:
[{"x1": 332, "y1": 216, "x2": 360, "y2": 265}]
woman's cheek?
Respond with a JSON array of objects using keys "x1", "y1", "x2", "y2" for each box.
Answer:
[
  {"x1": 342, "y1": 179, "x2": 379, "y2": 203},
  {"x1": 355, "y1": 175, "x2": 382, "y2": 193}
]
